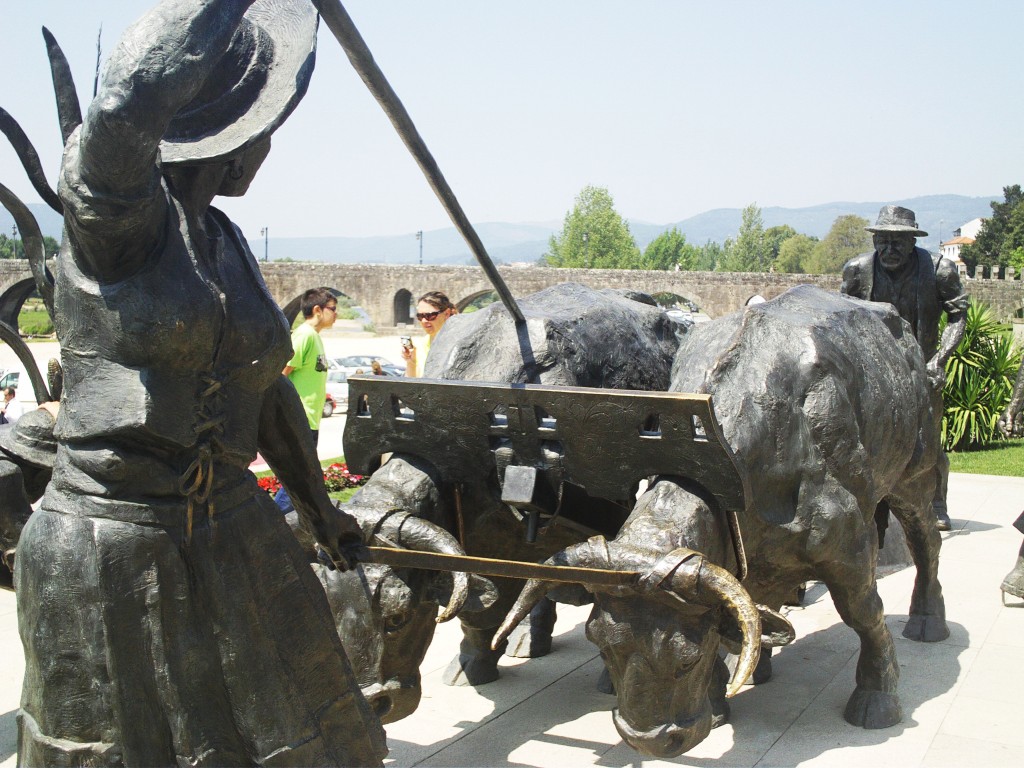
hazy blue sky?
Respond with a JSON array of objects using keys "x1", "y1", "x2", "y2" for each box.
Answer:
[{"x1": 1, "y1": 1, "x2": 1020, "y2": 240}]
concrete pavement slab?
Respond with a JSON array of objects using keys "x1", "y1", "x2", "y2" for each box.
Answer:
[{"x1": 1, "y1": 472, "x2": 1022, "y2": 767}]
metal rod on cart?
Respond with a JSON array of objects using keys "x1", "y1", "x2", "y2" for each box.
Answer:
[{"x1": 363, "y1": 546, "x2": 638, "y2": 587}]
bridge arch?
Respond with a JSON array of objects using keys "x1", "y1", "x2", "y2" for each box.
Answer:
[
  {"x1": 393, "y1": 288, "x2": 413, "y2": 325},
  {"x1": 280, "y1": 286, "x2": 357, "y2": 326},
  {"x1": 456, "y1": 289, "x2": 499, "y2": 313},
  {"x1": 0, "y1": 277, "x2": 39, "y2": 331}
]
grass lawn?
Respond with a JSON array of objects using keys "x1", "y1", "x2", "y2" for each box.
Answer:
[{"x1": 948, "y1": 439, "x2": 1024, "y2": 477}]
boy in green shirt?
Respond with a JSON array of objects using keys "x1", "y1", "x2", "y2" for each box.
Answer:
[
  {"x1": 275, "y1": 288, "x2": 336, "y2": 514},
  {"x1": 283, "y1": 287, "x2": 337, "y2": 443}
]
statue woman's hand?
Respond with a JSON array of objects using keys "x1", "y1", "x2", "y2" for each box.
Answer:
[{"x1": 310, "y1": 503, "x2": 367, "y2": 571}]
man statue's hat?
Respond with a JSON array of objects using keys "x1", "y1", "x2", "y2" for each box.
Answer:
[
  {"x1": 865, "y1": 205, "x2": 928, "y2": 237},
  {"x1": 157, "y1": 0, "x2": 318, "y2": 164}
]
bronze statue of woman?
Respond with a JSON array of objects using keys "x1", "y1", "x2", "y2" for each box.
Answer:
[{"x1": 14, "y1": 1, "x2": 387, "y2": 764}]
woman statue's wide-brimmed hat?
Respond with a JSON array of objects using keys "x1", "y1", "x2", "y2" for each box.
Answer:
[
  {"x1": 865, "y1": 205, "x2": 928, "y2": 237},
  {"x1": 159, "y1": 0, "x2": 318, "y2": 164}
]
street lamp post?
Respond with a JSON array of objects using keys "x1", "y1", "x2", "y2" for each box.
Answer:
[
  {"x1": 415, "y1": 230, "x2": 423, "y2": 265},
  {"x1": 260, "y1": 227, "x2": 268, "y2": 262}
]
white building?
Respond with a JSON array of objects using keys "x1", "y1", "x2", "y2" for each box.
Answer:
[{"x1": 939, "y1": 217, "x2": 985, "y2": 273}]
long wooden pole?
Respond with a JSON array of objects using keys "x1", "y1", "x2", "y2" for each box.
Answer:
[{"x1": 364, "y1": 546, "x2": 638, "y2": 587}]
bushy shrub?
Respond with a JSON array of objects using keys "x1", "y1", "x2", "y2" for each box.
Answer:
[{"x1": 941, "y1": 300, "x2": 1022, "y2": 451}]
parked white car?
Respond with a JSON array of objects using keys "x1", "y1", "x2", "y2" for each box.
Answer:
[{"x1": 325, "y1": 371, "x2": 350, "y2": 414}]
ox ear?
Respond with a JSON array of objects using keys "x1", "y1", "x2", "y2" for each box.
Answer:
[
  {"x1": 758, "y1": 605, "x2": 796, "y2": 647},
  {"x1": 429, "y1": 573, "x2": 498, "y2": 614},
  {"x1": 719, "y1": 604, "x2": 795, "y2": 648}
]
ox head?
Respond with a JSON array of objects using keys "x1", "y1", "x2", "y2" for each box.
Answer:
[
  {"x1": 315, "y1": 556, "x2": 497, "y2": 723},
  {"x1": 492, "y1": 486, "x2": 793, "y2": 758},
  {"x1": 300, "y1": 499, "x2": 497, "y2": 724}
]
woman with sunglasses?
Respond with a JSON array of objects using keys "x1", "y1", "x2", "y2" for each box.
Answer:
[{"x1": 401, "y1": 290, "x2": 458, "y2": 377}]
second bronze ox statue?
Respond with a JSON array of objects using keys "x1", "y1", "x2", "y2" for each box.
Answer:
[{"x1": 319, "y1": 282, "x2": 947, "y2": 757}]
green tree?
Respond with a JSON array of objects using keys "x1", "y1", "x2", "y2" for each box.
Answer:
[
  {"x1": 960, "y1": 184, "x2": 1024, "y2": 269},
  {"x1": 764, "y1": 224, "x2": 798, "y2": 266},
  {"x1": 803, "y1": 214, "x2": 871, "y2": 274},
  {"x1": 544, "y1": 185, "x2": 640, "y2": 268},
  {"x1": 0, "y1": 234, "x2": 59, "y2": 259},
  {"x1": 774, "y1": 233, "x2": 818, "y2": 273},
  {"x1": 641, "y1": 227, "x2": 689, "y2": 270},
  {"x1": 0, "y1": 234, "x2": 17, "y2": 259},
  {"x1": 718, "y1": 203, "x2": 769, "y2": 272},
  {"x1": 695, "y1": 240, "x2": 723, "y2": 271}
]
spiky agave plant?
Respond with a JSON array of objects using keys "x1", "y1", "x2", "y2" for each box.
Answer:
[{"x1": 941, "y1": 300, "x2": 1022, "y2": 450}]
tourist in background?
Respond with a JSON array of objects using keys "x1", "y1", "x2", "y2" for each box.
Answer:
[{"x1": 402, "y1": 290, "x2": 457, "y2": 377}]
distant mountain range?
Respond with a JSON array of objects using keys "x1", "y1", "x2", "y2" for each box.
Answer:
[{"x1": 1, "y1": 194, "x2": 997, "y2": 266}]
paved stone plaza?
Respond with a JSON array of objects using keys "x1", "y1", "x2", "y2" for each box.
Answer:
[{"x1": 1, "y1": 471, "x2": 1022, "y2": 767}]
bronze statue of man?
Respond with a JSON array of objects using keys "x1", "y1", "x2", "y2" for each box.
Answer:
[
  {"x1": 13, "y1": 1, "x2": 387, "y2": 765},
  {"x1": 841, "y1": 205, "x2": 968, "y2": 531}
]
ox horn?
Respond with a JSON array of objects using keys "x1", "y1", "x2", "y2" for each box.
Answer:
[
  {"x1": 492, "y1": 537, "x2": 607, "y2": 650},
  {"x1": 652, "y1": 548, "x2": 761, "y2": 698},
  {"x1": 348, "y1": 506, "x2": 470, "y2": 623}
]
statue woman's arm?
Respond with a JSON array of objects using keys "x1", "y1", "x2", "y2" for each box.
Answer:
[
  {"x1": 66, "y1": 0, "x2": 257, "y2": 279},
  {"x1": 257, "y1": 376, "x2": 365, "y2": 569}
]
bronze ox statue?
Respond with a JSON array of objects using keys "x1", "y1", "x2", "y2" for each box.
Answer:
[
  {"x1": 497, "y1": 285, "x2": 948, "y2": 756},
  {"x1": 305, "y1": 282, "x2": 947, "y2": 759},
  {"x1": 319, "y1": 281, "x2": 686, "y2": 722}
]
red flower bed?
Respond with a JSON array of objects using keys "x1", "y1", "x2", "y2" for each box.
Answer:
[
  {"x1": 323, "y1": 462, "x2": 365, "y2": 492},
  {"x1": 257, "y1": 462, "x2": 365, "y2": 496},
  {"x1": 257, "y1": 475, "x2": 281, "y2": 494}
]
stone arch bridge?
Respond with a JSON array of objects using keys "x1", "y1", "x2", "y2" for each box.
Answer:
[
  {"x1": 260, "y1": 263, "x2": 846, "y2": 330},
  {"x1": 2, "y1": 260, "x2": 1022, "y2": 334}
]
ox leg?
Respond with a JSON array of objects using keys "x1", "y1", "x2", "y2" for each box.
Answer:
[
  {"x1": 824, "y1": 573, "x2": 902, "y2": 729},
  {"x1": 889, "y1": 497, "x2": 949, "y2": 642},
  {"x1": 443, "y1": 624, "x2": 504, "y2": 687},
  {"x1": 596, "y1": 663, "x2": 615, "y2": 695},
  {"x1": 724, "y1": 646, "x2": 773, "y2": 685},
  {"x1": 709, "y1": 654, "x2": 731, "y2": 728},
  {"x1": 504, "y1": 597, "x2": 556, "y2": 658}
]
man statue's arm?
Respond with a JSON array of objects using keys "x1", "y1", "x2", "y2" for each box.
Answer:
[{"x1": 929, "y1": 258, "x2": 969, "y2": 382}]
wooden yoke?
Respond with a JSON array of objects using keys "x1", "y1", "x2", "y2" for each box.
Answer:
[{"x1": 344, "y1": 377, "x2": 750, "y2": 542}]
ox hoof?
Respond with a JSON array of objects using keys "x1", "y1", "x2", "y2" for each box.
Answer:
[
  {"x1": 442, "y1": 654, "x2": 500, "y2": 687},
  {"x1": 903, "y1": 614, "x2": 949, "y2": 642},
  {"x1": 596, "y1": 666, "x2": 615, "y2": 695},
  {"x1": 843, "y1": 688, "x2": 902, "y2": 729}
]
